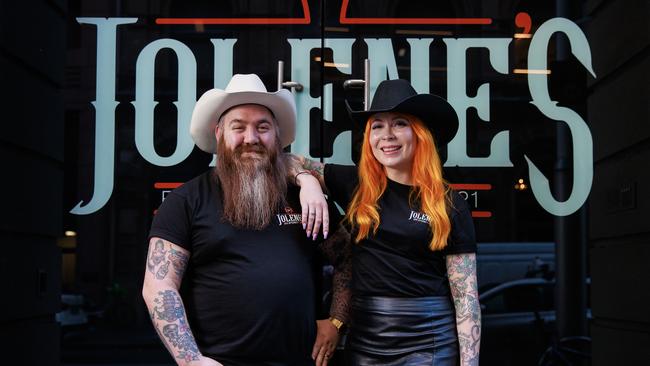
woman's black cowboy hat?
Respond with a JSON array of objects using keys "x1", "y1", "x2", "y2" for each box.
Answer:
[{"x1": 346, "y1": 79, "x2": 458, "y2": 145}]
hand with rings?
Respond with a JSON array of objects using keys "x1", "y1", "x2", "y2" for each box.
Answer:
[
  {"x1": 312, "y1": 319, "x2": 339, "y2": 366},
  {"x1": 297, "y1": 173, "x2": 330, "y2": 240}
]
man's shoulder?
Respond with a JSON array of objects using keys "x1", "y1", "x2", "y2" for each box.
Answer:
[
  {"x1": 155, "y1": 170, "x2": 215, "y2": 224},
  {"x1": 171, "y1": 170, "x2": 214, "y2": 197}
]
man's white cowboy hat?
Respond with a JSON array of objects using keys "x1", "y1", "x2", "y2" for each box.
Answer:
[{"x1": 190, "y1": 74, "x2": 297, "y2": 153}]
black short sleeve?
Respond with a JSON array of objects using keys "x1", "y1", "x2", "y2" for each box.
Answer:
[
  {"x1": 324, "y1": 164, "x2": 358, "y2": 209},
  {"x1": 444, "y1": 191, "x2": 477, "y2": 255},
  {"x1": 149, "y1": 190, "x2": 192, "y2": 250}
]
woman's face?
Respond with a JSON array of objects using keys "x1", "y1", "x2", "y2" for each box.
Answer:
[{"x1": 368, "y1": 112, "x2": 416, "y2": 174}]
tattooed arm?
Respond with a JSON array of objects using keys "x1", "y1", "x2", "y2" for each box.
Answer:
[
  {"x1": 312, "y1": 224, "x2": 353, "y2": 366},
  {"x1": 142, "y1": 238, "x2": 221, "y2": 366},
  {"x1": 284, "y1": 153, "x2": 330, "y2": 239},
  {"x1": 286, "y1": 153, "x2": 327, "y2": 189},
  {"x1": 446, "y1": 253, "x2": 481, "y2": 366}
]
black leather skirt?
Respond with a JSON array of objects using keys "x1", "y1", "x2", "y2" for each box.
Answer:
[{"x1": 345, "y1": 296, "x2": 458, "y2": 366}]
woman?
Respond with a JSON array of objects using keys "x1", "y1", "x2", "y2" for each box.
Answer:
[{"x1": 292, "y1": 79, "x2": 481, "y2": 366}]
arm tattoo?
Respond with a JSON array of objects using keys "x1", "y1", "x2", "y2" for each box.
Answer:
[
  {"x1": 147, "y1": 239, "x2": 189, "y2": 283},
  {"x1": 156, "y1": 261, "x2": 170, "y2": 280},
  {"x1": 150, "y1": 290, "x2": 201, "y2": 362},
  {"x1": 147, "y1": 240, "x2": 166, "y2": 273},
  {"x1": 285, "y1": 153, "x2": 327, "y2": 188},
  {"x1": 169, "y1": 248, "x2": 190, "y2": 278},
  {"x1": 446, "y1": 253, "x2": 481, "y2": 366},
  {"x1": 319, "y1": 225, "x2": 352, "y2": 323},
  {"x1": 144, "y1": 239, "x2": 197, "y2": 363},
  {"x1": 303, "y1": 157, "x2": 325, "y2": 179}
]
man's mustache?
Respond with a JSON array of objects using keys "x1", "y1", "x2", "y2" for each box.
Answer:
[{"x1": 234, "y1": 144, "x2": 267, "y2": 156}]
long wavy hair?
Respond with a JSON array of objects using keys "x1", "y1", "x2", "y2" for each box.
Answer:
[{"x1": 345, "y1": 113, "x2": 453, "y2": 251}]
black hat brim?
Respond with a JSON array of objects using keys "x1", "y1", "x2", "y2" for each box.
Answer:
[{"x1": 346, "y1": 94, "x2": 458, "y2": 146}]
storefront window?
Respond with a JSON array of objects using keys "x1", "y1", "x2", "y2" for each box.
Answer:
[{"x1": 40, "y1": 0, "x2": 642, "y2": 364}]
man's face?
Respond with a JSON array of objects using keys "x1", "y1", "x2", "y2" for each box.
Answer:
[
  {"x1": 214, "y1": 104, "x2": 287, "y2": 230},
  {"x1": 216, "y1": 104, "x2": 278, "y2": 160}
]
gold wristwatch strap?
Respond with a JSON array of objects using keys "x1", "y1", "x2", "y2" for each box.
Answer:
[{"x1": 328, "y1": 317, "x2": 344, "y2": 331}]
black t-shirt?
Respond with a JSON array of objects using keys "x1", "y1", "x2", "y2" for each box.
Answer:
[
  {"x1": 324, "y1": 164, "x2": 476, "y2": 297},
  {"x1": 149, "y1": 170, "x2": 328, "y2": 366}
]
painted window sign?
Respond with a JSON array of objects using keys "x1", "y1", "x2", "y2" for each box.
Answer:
[{"x1": 71, "y1": 12, "x2": 595, "y2": 219}]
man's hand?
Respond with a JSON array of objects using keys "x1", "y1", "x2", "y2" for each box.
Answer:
[
  {"x1": 311, "y1": 319, "x2": 339, "y2": 366},
  {"x1": 297, "y1": 173, "x2": 330, "y2": 240}
]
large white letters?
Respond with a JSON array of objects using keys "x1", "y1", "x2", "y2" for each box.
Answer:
[
  {"x1": 526, "y1": 18, "x2": 595, "y2": 216},
  {"x1": 323, "y1": 38, "x2": 356, "y2": 165},
  {"x1": 406, "y1": 38, "x2": 434, "y2": 94},
  {"x1": 211, "y1": 39, "x2": 236, "y2": 89},
  {"x1": 71, "y1": 18, "x2": 137, "y2": 215},
  {"x1": 133, "y1": 39, "x2": 196, "y2": 166},
  {"x1": 444, "y1": 38, "x2": 513, "y2": 167},
  {"x1": 72, "y1": 19, "x2": 596, "y2": 217},
  {"x1": 365, "y1": 39, "x2": 399, "y2": 98},
  {"x1": 287, "y1": 38, "x2": 321, "y2": 159}
]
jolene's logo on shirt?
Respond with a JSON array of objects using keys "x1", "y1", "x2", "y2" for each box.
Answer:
[
  {"x1": 276, "y1": 206, "x2": 302, "y2": 226},
  {"x1": 409, "y1": 210, "x2": 430, "y2": 224}
]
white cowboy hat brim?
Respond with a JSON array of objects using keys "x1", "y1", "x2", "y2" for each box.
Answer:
[{"x1": 190, "y1": 86, "x2": 296, "y2": 153}]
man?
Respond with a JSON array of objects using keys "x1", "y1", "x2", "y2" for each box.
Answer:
[{"x1": 142, "y1": 74, "x2": 350, "y2": 366}]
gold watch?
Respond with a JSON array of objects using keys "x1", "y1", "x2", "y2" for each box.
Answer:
[{"x1": 328, "y1": 317, "x2": 344, "y2": 332}]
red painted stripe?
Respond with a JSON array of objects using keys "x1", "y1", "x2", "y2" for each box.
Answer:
[
  {"x1": 472, "y1": 211, "x2": 492, "y2": 218},
  {"x1": 156, "y1": 17, "x2": 311, "y2": 25},
  {"x1": 157, "y1": 0, "x2": 490, "y2": 26},
  {"x1": 450, "y1": 184, "x2": 492, "y2": 191},
  {"x1": 339, "y1": 0, "x2": 492, "y2": 25},
  {"x1": 154, "y1": 182, "x2": 183, "y2": 189},
  {"x1": 156, "y1": 0, "x2": 311, "y2": 25}
]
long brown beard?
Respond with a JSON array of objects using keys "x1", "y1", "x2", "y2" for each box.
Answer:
[{"x1": 215, "y1": 136, "x2": 287, "y2": 230}]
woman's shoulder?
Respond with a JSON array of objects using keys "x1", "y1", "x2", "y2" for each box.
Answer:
[
  {"x1": 324, "y1": 163, "x2": 358, "y2": 202},
  {"x1": 447, "y1": 188, "x2": 471, "y2": 217},
  {"x1": 325, "y1": 163, "x2": 357, "y2": 176},
  {"x1": 324, "y1": 163, "x2": 358, "y2": 185}
]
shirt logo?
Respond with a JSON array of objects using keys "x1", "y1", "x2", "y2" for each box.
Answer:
[
  {"x1": 276, "y1": 206, "x2": 302, "y2": 226},
  {"x1": 409, "y1": 210, "x2": 430, "y2": 224}
]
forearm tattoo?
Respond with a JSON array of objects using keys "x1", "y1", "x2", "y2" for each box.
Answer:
[
  {"x1": 302, "y1": 157, "x2": 325, "y2": 179},
  {"x1": 446, "y1": 253, "x2": 481, "y2": 366},
  {"x1": 319, "y1": 225, "x2": 352, "y2": 323},
  {"x1": 149, "y1": 290, "x2": 201, "y2": 363},
  {"x1": 147, "y1": 239, "x2": 189, "y2": 284},
  {"x1": 286, "y1": 154, "x2": 326, "y2": 188}
]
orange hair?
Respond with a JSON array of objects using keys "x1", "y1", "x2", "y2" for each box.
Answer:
[{"x1": 345, "y1": 113, "x2": 453, "y2": 251}]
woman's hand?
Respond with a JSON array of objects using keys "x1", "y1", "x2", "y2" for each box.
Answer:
[
  {"x1": 297, "y1": 173, "x2": 330, "y2": 240},
  {"x1": 312, "y1": 319, "x2": 339, "y2": 366}
]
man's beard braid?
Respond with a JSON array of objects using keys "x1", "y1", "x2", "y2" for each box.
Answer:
[{"x1": 215, "y1": 135, "x2": 287, "y2": 230}]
